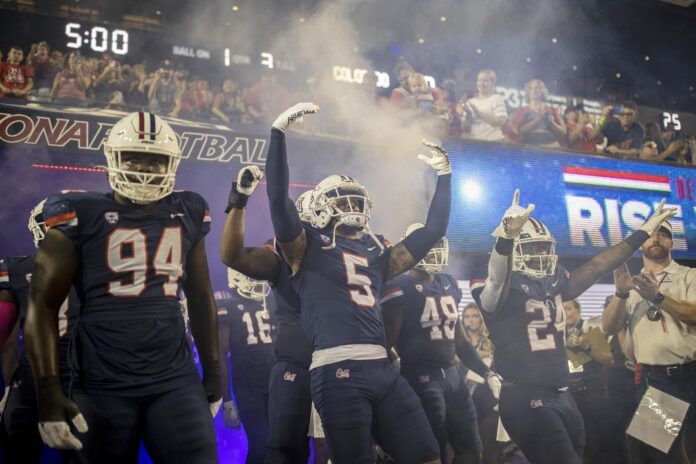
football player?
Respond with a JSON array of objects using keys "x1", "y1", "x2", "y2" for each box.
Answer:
[
  {"x1": 0, "y1": 200, "x2": 78, "y2": 464},
  {"x1": 220, "y1": 166, "x2": 316, "y2": 463},
  {"x1": 218, "y1": 269, "x2": 274, "y2": 464},
  {"x1": 24, "y1": 112, "x2": 221, "y2": 463},
  {"x1": 469, "y1": 189, "x2": 675, "y2": 464},
  {"x1": 381, "y1": 223, "x2": 502, "y2": 464},
  {"x1": 264, "y1": 102, "x2": 451, "y2": 464}
]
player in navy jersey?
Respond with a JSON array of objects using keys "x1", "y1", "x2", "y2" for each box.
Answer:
[
  {"x1": 381, "y1": 223, "x2": 502, "y2": 464},
  {"x1": 264, "y1": 103, "x2": 451, "y2": 464},
  {"x1": 23, "y1": 112, "x2": 221, "y2": 463},
  {"x1": 469, "y1": 189, "x2": 675, "y2": 464},
  {"x1": 218, "y1": 269, "x2": 275, "y2": 464},
  {"x1": 220, "y1": 166, "x2": 317, "y2": 464},
  {"x1": 0, "y1": 200, "x2": 79, "y2": 464}
]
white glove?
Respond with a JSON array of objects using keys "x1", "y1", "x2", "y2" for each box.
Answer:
[
  {"x1": 272, "y1": 102, "x2": 320, "y2": 132},
  {"x1": 0, "y1": 386, "x2": 9, "y2": 414},
  {"x1": 209, "y1": 398, "x2": 222, "y2": 418},
  {"x1": 417, "y1": 139, "x2": 451, "y2": 175},
  {"x1": 38, "y1": 413, "x2": 88, "y2": 450},
  {"x1": 491, "y1": 189, "x2": 535, "y2": 239},
  {"x1": 236, "y1": 165, "x2": 263, "y2": 196},
  {"x1": 638, "y1": 198, "x2": 677, "y2": 235},
  {"x1": 222, "y1": 400, "x2": 241, "y2": 429},
  {"x1": 485, "y1": 371, "x2": 502, "y2": 400}
]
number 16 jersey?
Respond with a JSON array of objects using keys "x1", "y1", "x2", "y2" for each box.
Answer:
[{"x1": 43, "y1": 190, "x2": 211, "y2": 395}]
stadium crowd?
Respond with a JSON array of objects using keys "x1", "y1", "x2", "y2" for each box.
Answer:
[{"x1": 1, "y1": 41, "x2": 695, "y2": 165}]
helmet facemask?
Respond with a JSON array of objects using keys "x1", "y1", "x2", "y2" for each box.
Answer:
[
  {"x1": 105, "y1": 150, "x2": 180, "y2": 205},
  {"x1": 316, "y1": 185, "x2": 372, "y2": 230},
  {"x1": 513, "y1": 239, "x2": 558, "y2": 279},
  {"x1": 28, "y1": 199, "x2": 47, "y2": 248},
  {"x1": 227, "y1": 268, "x2": 270, "y2": 301},
  {"x1": 415, "y1": 237, "x2": 449, "y2": 274}
]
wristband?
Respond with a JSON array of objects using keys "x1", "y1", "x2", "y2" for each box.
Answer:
[
  {"x1": 651, "y1": 292, "x2": 665, "y2": 306},
  {"x1": 224, "y1": 182, "x2": 249, "y2": 213},
  {"x1": 615, "y1": 290, "x2": 630, "y2": 300},
  {"x1": 624, "y1": 230, "x2": 650, "y2": 250},
  {"x1": 494, "y1": 238, "x2": 515, "y2": 256}
]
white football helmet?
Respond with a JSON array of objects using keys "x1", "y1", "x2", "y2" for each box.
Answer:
[
  {"x1": 28, "y1": 199, "x2": 47, "y2": 248},
  {"x1": 103, "y1": 112, "x2": 181, "y2": 205},
  {"x1": 401, "y1": 223, "x2": 449, "y2": 274},
  {"x1": 227, "y1": 268, "x2": 270, "y2": 301},
  {"x1": 308, "y1": 175, "x2": 373, "y2": 230},
  {"x1": 513, "y1": 218, "x2": 557, "y2": 279},
  {"x1": 295, "y1": 190, "x2": 313, "y2": 222}
]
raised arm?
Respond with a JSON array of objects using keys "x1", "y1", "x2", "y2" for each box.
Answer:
[
  {"x1": 478, "y1": 189, "x2": 535, "y2": 313},
  {"x1": 182, "y1": 238, "x2": 221, "y2": 417},
  {"x1": 220, "y1": 166, "x2": 281, "y2": 281},
  {"x1": 387, "y1": 141, "x2": 452, "y2": 279},
  {"x1": 562, "y1": 199, "x2": 676, "y2": 301},
  {"x1": 25, "y1": 229, "x2": 87, "y2": 449},
  {"x1": 265, "y1": 103, "x2": 319, "y2": 274}
]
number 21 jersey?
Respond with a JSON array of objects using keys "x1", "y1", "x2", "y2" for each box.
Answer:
[{"x1": 42, "y1": 190, "x2": 211, "y2": 395}]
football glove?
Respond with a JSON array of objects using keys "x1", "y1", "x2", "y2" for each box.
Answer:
[
  {"x1": 225, "y1": 166, "x2": 264, "y2": 213},
  {"x1": 272, "y1": 102, "x2": 320, "y2": 133},
  {"x1": 417, "y1": 140, "x2": 451, "y2": 175},
  {"x1": 491, "y1": 189, "x2": 535, "y2": 240},
  {"x1": 209, "y1": 398, "x2": 222, "y2": 418},
  {"x1": 36, "y1": 376, "x2": 88, "y2": 450},
  {"x1": 638, "y1": 198, "x2": 677, "y2": 235},
  {"x1": 485, "y1": 370, "x2": 503, "y2": 400},
  {"x1": 222, "y1": 400, "x2": 241, "y2": 429}
]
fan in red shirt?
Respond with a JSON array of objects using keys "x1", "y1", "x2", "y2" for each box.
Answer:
[{"x1": 0, "y1": 46, "x2": 34, "y2": 99}]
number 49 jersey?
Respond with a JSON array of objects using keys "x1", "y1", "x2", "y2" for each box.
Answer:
[
  {"x1": 42, "y1": 190, "x2": 211, "y2": 394},
  {"x1": 470, "y1": 265, "x2": 570, "y2": 389},
  {"x1": 381, "y1": 273, "x2": 462, "y2": 368}
]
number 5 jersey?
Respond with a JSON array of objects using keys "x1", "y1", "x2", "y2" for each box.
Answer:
[{"x1": 42, "y1": 190, "x2": 211, "y2": 395}]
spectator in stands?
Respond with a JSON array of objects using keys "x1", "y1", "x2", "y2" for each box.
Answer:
[
  {"x1": 50, "y1": 51, "x2": 89, "y2": 105},
  {"x1": 508, "y1": 79, "x2": 566, "y2": 147},
  {"x1": 125, "y1": 63, "x2": 150, "y2": 109},
  {"x1": 433, "y1": 79, "x2": 462, "y2": 138},
  {"x1": 0, "y1": 45, "x2": 34, "y2": 99},
  {"x1": 211, "y1": 78, "x2": 248, "y2": 124},
  {"x1": 462, "y1": 69, "x2": 507, "y2": 142},
  {"x1": 562, "y1": 106, "x2": 601, "y2": 153},
  {"x1": 93, "y1": 60, "x2": 125, "y2": 104},
  {"x1": 245, "y1": 73, "x2": 290, "y2": 124},
  {"x1": 591, "y1": 101, "x2": 644, "y2": 157},
  {"x1": 640, "y1": 122, "x2": 686, "y2": 162},
  {"x1": 389, "y1": 59, "x2": 416, "y2": 109},
  {"x1": 564, "y1": 299, "x2": 614, "y2": 464},
  {"x1": 50, "y1": 50, "x2": 64, "y2": 72},
  {"x1": 26, "y1": 41, "x2": 57, "y2": 98},
  {"x1": 148, "y1": 59, "x2": 178, "y2": 115},
  {"x1": 462, "y1": 303, "x2": 493, "y2": 360}
]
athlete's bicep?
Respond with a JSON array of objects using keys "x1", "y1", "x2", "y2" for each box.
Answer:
[
  {"x1": 386, "y1": 242, "x2": 417, "y2": 280},
  {"x1": 278, "y1": 229, "x2": 307, "y2": 275},
  {"x1": 31, "y1": 229, "x2": 78, "y2": 311},
  {"x1": 229, "y1": 247, "x2": 280, "y2": 282}
]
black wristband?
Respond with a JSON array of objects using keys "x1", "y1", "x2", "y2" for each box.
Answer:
[
  {"x1": 615, "y1": 290, "x2": 630, "y2": 300},
  {"x1": 495, "y1": 238, "x2": 515, "y2": 256},
  {"x1": 624, "y1": 230, "x2": 650, "y2": 250},
  {"x1": 224, "y1": 182, "x2": 249, "y2": 213}
]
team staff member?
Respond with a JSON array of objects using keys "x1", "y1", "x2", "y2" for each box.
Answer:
[{"x1": 603, "y1": 221, "x2": 696, "y2": 463}]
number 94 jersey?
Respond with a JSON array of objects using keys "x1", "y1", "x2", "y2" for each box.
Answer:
[
  {"x1": 470, "y1": 265, "x2": 570, "y2": 389},
  {"x1": 381, "y1": 273, "x2": 462, "y2": 368},
  {"x1": 42, "y1": 190, "x2": 211, "y2": 394}
]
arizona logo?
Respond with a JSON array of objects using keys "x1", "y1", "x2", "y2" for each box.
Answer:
[
  {"x1": 104, "y1": 212, "x2": 119, "y2": 224},
  {"x1": 335, "y1": 368, "x2": 350, "y2": 379},
  {"x1": 283, "y1": 372, "x2": 297, "y2": 382}
]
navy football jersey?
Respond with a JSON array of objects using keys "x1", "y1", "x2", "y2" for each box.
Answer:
[
  {"x1": 42, "y1": 190, "x2": 211, "y2": 395},
  {"x1": 293, "y1": 224, "x2": 391, "y2": 350},
  {"x1": 470, "y1": 265, "x2": 570, "y2": 389},
  {"x1": 217, "y1": 291, "x2": 274, "y2": 363},
  {"x1": 263, "y1": 240, "x2": 312, "y2": 367},
  {"x1": 381, "y1": 272, "x2": 462, "y2": 368}
]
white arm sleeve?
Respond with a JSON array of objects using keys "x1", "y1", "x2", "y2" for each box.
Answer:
[{"x1": 479, "y1": 247, "x2": 512, "y2": 313}]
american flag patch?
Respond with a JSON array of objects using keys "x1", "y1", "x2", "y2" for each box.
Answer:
[
  {"x1": 203, "y1": 210, "x2": 212, "y2": 223},
  {"x1": 217, "y1": 307, "x2": 228, "y2": 316}
]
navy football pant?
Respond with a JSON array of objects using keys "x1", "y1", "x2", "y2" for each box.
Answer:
[
  {"x1": 1, "y1": 363, "x2": 71, "y2": 464},
  {"x1": 403, "y1": 364, "x2": 482, "y2": 464},
  {"x1": 232, "y1": 359, "x2": 272, "y2": 464},
  {"x1": 72, "y1": 381, "x2": 217, "y2": 464},
  {"x1": 499, "y1": 384, "x2": 584, "y2": 464},
  {"x1": 265, "y1": 361, "x2": 311, "y2": 464},
  {"x1": 311, "y1": 358, "x2": 440, "y2": 464}
]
